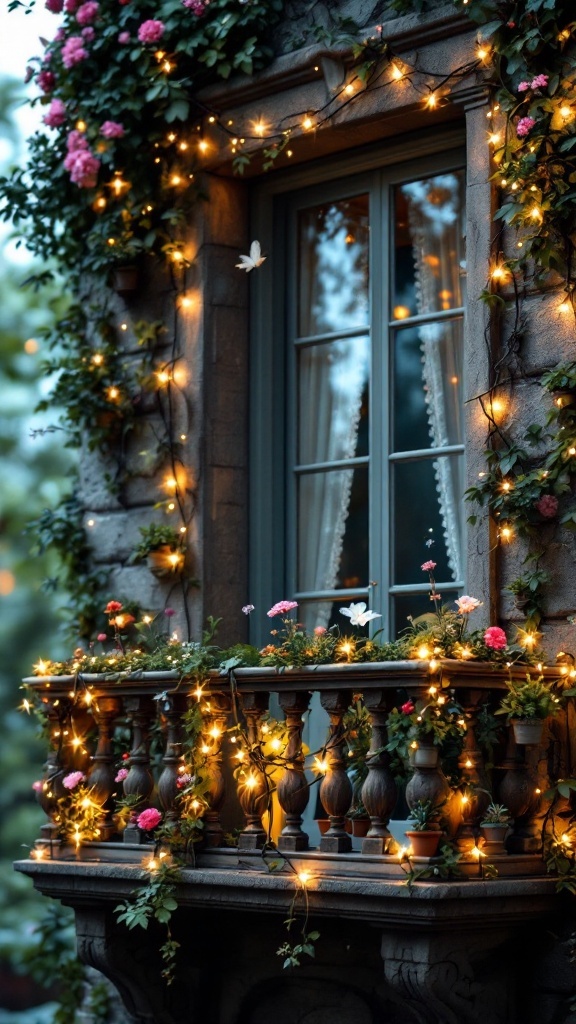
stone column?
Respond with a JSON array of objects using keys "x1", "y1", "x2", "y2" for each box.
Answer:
[
  {"x1": 87, "y1": 696, "x2": 122, "y2": 841},
  {"x1": 238, "y1": 691, "x2": 270, "y2": 850},
  {"x1": 122, "y1": 696, "x2": 156, "y2": 844},
  {"x1": 361, "y1": 688, "x2": 398, "y2": 855},
  {"x1": 277, "y1": 690, "x2": 311, "y2": 852},
  {"x1": 319, "y1": 690, "x2": 353, "y2": 853},
  {"x1": 202, "y1": 691, "x2": 231, "y2": 847}
]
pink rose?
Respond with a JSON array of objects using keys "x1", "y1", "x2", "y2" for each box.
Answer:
[
  {"x1": 517, "y1": 116, "x2": 536, "y2": 137},
  {"x1": 421, "y1": 560, "x2": 437, "y2": 571},
  {"x1": 455, "y1": 595, "x2": 482, "y2": 615},
  {"x1": 37, "y1": 70, "x2": 56, "y2": 93},
  {"x1": 32, "y1": 780, "x2": 44, "y2": 792},
  {"x1": 65, "y1": 149, "x2": 100, "y2": 187},
  {"x1": 43, "y1": 98, "x2": 67, "y2": 128},
  {"x1": 104, "y1": 600, "x2": 123, "y2": 613},
  {"x1": 137, "y1": 807, "x2": 162, "y2": 831},
  {"x1": 66, "y1": 129, "x2": 89, "y2": 152},
  {"x1": 267, "y1": 600, "x2": 298, "y2": 617},
  {"x1": 97, "y1": 632, "x2": 107, "y2": 641},
  {"x1": 115, "y1": 768, "x2": 129, "y2": 783},
  {"x1": 137, "y1": 19, "x2": 165, "y2": 43},
  {"x1": 64, "y1": 0, "x2": 80, "y2": 10},
  {"x1": 82, "y1": 26, "x2": 95, "y2": 40},
  {"x1": 76, "y1": 1, "x2": 99, "y2": 24},
  {"x1": 182, "y1": 0, "x2": 207, "y2": 12},
  {"x1": 314, "y1": 626, "x2": 327, "y2": 635},
  {"x1": 100, "y1": 120, "x2": 125, "y2": 138},
  {"x1": 484, "y1": 626, "x2": 507, "y2": 650},
  {"x1": 62, "y1": 36, "x2": 88, "y2": 68},
  {"x1": 45, "y1": 0, "x2": 64, "y2": 11},
  {"x1": 535, "y1": 494, "x2": 559, "y2": 518},
  {"x1": 531, "y1": 74, "x2": 548, "y2": 89},
  {"x1": 63, "y1": 771, "x2": 85, "y2": 789},
  {"x1": 517, "y1": 81, "x2": 530, "y2": 92},
  {"x1": 118, "y1": 31, "x2": 130, "y2": 43},
  {"x1": 401, "y1": 700, "x2": 415, "y2": 715}
]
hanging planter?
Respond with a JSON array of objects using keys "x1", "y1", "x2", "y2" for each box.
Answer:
[
  {"x1": 511, "y1": 718, "x2": 544, "y2": 746},
  {"x1": 112, "y1": 265, "x2": 139, "y2": 295}
]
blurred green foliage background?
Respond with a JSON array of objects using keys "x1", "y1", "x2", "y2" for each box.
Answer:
[{"x1": 0, "y1": 74, "x2": 77, "y2": 1020}]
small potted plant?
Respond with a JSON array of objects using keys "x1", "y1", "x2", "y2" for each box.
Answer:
[
  {"x1": 541, "y1": 361, "x2": 576, "y2": 407},
  {"x1": 405, "y1": 798, "x2": 446, "y2": 858},
  {"x1": 386, "y1": 692, "x2": 466, "y2": 772},
  {"x1": 132, "y1": 523, "x2": 186, "y2": 578},
  {"x1": 496, "y1": 674, "x2": 561, "y2": 745},
  {"x1": 479, "y1": 802, "x2": 511, "y2": 853}
]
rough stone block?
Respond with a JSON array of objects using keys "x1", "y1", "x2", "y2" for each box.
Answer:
[{"x1": 84, "y1": 508, "x2": 161, "y2": 563}]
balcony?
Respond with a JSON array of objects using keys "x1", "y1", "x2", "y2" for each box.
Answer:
[{"x1": 15, "y1": 660, "x2": 566, "y2": 1024}]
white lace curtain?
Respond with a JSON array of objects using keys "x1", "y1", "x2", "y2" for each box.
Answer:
[{"x1": 401, "y1": 174, "x2": 465, "y2": 581}]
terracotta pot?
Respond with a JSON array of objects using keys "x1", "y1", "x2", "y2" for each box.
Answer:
[
  {"x1": 316, "y1": 819, "x2": 330, "y2": 835},
  {"x1": 512, "y1": 718, "x2": 543, "y2": 745},
  {"x1": 349, "y1": 818, "x2": 370, "y2": 837},
  {"x1": 405, "y1": 830, "x2": 443, "y2": 858}
]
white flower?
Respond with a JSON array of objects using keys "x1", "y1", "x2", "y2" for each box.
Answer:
[
  {"x1": 339, "y1": 602, "x2": 381, "y2": 627},
  {"x1": 235, "y1": 239, "x2": 266, "y2": 272}
]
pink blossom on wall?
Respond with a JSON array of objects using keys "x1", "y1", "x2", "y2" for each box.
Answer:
[
  {"x1": 62, "y1": 36, "x2": 88, "y2": 68},
  {"x1": 517, "y1": 116, "x2": 536, "y2": 137},
  {"x1": 43, "y1": 98, "x2": 67, "y2": 128},
  {"x1": 137, "y1": 19, "x2": 165, "y2": 43},
  {"x1": 100, "y1": 120, "x2": 125, "y2": 138}
]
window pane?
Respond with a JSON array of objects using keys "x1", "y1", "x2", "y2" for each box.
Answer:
[
  {"x1": 393, "y1": 170, "x2": 465, "y2": 320},
  {"x1": 393, "y1": 590, "x2": 459, "y2": 639},
  {"x1": 392, "y1": 456, "x2": 464, "y2": 585},
  {"x1": 298, "y1": 336, "x2": 369, "y2": 464},
  {"x1": 297, "y1": 466, "x2": 368, "y2": 598},
  {"x1": 298, "y1": 195, "x2": 369, "y2": 337},
  {"x1": 392, "y1": 317, "x2": 463, "y2": 452}
]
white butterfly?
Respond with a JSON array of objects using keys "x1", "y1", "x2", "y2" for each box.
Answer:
[{"x1": 235, "y1": 239, "x2": 267, "y2": 272}]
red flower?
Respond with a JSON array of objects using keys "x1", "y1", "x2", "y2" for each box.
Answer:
[
  {"x1": 104, "y1": 600, "x2": 123, "y2": 614},
  {"x1": 401, "y1": 700, "x2": 415, "y2": 715},
  {"x1": 484, "y1": 626, "x2": 507, "y2": 650}
]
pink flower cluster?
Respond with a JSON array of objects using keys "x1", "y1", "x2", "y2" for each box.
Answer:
[
  {"x1": 182, "y1": 0, "x2": 208, "y2": 13},
  {"x1": 535, "y1": 494, "x2": 559, "y2": 519},
  {"x1": 65, "y1": 0, "x2": 81, "y2": 11},
  {"x1": 314, "y1": 626, "x2": 326, "y2": 635},
  {"x1": 517, "y1": 116, "x2": 536, "y2": 138},
  {"x1": 37, "y1": 69, "x2": 56, "y2": 93},
  {"x1": 62, "y1": 35, "x2": 88, "y2": 68},
  {"x1": 267, "y1": 600, "x2": 298, "y2": 617},
  {"x1": 118, "y1": 31, "x2": 131, "y2": 43},
  {"x1": 421, "y1": 560, "x2": 437, "y2": 572},
  {"x1": 137, "y1": 807, "x2": 162, "y2": 831},
  {"x1": 63, "y1": 771, "x2": 85, "y2": 789},
  {"x1": 64, "y1": 130, "x2": 100, "y2": 188},
  {"x1": 138, "y1": 19, "x2": 165, "y2": 43},
  {"x1": 100, "y1": 120, "x2": 125, "y2": 138},
  {"x1": 115, "y1": 767, "x2": 129, "y2": 783},
  {"x1": 45, "y1": 0, "x2": 64, "y2": 11},
  {"x1": 483, "y1": 626, "x2": 507, "y2": 650},
  {"x1": 518, "y1": 73, "x2": 549, "y2": 93},
  {"x1": 43, "y1": 98, "x2": 67, "y2": 128},
  {"x1": 176, "y1": 772, "x2": 192, "y2": 789},
  {"x1": 76, "y1": 1, "x2": 99, "y2": 24}
]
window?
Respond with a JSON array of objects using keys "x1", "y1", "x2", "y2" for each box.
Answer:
[{"x1": 250, "y1": 141, "x2": 466, "y2": 640}]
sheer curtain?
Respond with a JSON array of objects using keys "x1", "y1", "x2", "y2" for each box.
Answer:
[
  {"x1": 401, "y1": 174, "x2": 465, "y2": 581},
  {"x1": 297, "y1": 200, "x2": 369, "y2": 628}
]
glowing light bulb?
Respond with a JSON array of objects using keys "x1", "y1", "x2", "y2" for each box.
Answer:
[
  {"x1": 302, "y1": 116, "x2": 314, "y2": 130},
  {"x1": 198, "y1": 140, "x2": 209, "y2": 153},
  {"x1": 391, "y1": 63, "x2": 403, "y2": 80},
  {"x1": 426, "y1": 92, "x2": 437, "y2": 109},
  {"x1": 298, "y1": 870, "x2": 311, "y2": 885},
  {"x1": 313, "y1": 757, "x2": 329, "y2": 774},
  {"x1": 344, "y1": 82, "x2": 355, "y2": 95},
  {"x1": 170, "y1": 174, "x2": 182, "y2": 186},
  {"x1": 417, "y1": 644, "x2": 430, "y2": 660},
  {"x1": 76, "y1": 119, "x2": 87, "y2": 132}
]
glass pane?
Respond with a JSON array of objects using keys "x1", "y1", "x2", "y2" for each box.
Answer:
[
  {"x1": 393, "y1": 170, "x2": 465, "y2": 320},
  {"x1": 298, "y1": 195, "x2": 369, "y2": 337},
  {"x1": 297, "y1": 466, "x2": 368, "y2": 600},
  {"x1": 298, "y1": 336, "x2": 369, "y2": 464},
  {"x1": 392, "y1": 456, "x2": 464, "y2": 585},
  {"x1": 392, "y1": 317, "x2": 463, "y2": 452},
  {"x1": 393, "y1": 590, "x2": 459, "y2": 639}
]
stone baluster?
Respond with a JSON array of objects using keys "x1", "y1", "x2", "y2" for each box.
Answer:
[
  {"x1": 122, "y1": 696, "x2": 156, "y2": 844},
  {"x1": 86, "y1": 696, "x2": 122, "y2": 841},
  {"x1": 277, "y1": 691, "x2": 311, "y2": 852},
  {"x1": 36, "y1": 696, "x2": 74, "y2": 843},
  {"x1": 157, "y1": 692, "x2": 188, "y2": 825},
  {"x1": 202, "y1": 692, "x2": 230, "y2": 848},
  {"x1": 319, "y1": 690, "x2": 353, "y2": 853},
  {"x1": 238, "y1": 692, "x2": 270, "y2": 850},
  {"x1": 405, "y1": 741, "x2": 452, "y2": 823},
  {"x1": 499, "y1": 723, "x2": 542, "y2": 853},
  {"x1": 455, "y1": 688, "x2": 491, "y2": 852},
  {"x1": 361, "y1": 689, "x2": 398, "y2": 855}
]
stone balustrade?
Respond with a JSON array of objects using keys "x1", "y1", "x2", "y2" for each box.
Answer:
[{"x1": 24, "y1": 660, "x2": 560, "y2": 874}]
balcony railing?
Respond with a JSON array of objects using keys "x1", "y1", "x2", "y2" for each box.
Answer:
[{"x1": 22, "y1": 659, "x2": 560, "y2": 880}]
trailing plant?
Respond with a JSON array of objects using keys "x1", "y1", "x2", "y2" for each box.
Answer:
[
  {"x1": 496, "y1": 673, "x2": 562, "y2": 721},
  {"x1": 115, "y1": 859, "x2": 182, "y2": 985}
]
